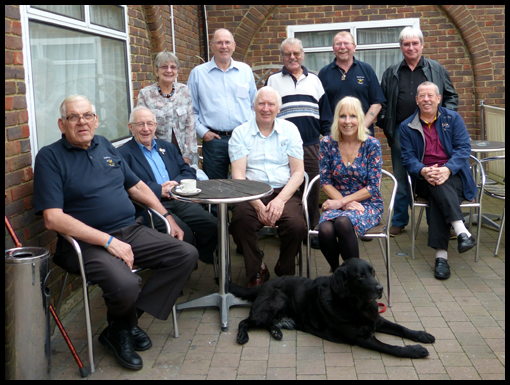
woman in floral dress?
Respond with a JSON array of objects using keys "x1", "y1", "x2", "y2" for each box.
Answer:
[
  {"x1": 318, "y1": 96, "x2": 383, "y2": 271},
  {"x1": 137, "y1": 51, "x2": 199, "y2": 167}
]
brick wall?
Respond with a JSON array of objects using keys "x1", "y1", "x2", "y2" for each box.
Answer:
[{"x1": 205, "y1": 5, "x2": 506, "y2": 171}]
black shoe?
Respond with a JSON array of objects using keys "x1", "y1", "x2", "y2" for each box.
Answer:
[
  {"x1": 458, "y1": 233, "x2": 476, "y2": 254},
  {"x1": 131, "y1": 326, "x2": 152, "y2": 351},
  {"x1": 310, "y1": 237, "x2": 321, "y2": 249},
  {"x1": 434, "y1": 258, "x2": 451, "y2": 280},
  {"x1": 99, "y1": 322, "x2": 143, "y2": 370}
]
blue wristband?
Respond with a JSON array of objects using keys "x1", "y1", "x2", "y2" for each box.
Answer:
[{"x1": 104, "y1": 236, "x2": 114, "y2": 249}]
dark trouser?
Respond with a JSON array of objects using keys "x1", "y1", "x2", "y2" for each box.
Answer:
[
  {"x1": 54, "y1": 219, "x2": 199, "y2": 327},
  {"x1": 415, "y1": 174, "x2": 465, "y2": 251},
  {"x1": 230, "y1": 188, "x2": 306, "y2": 278},
  {"x1": 154, "y1": 199, "x2": 218, "y2": 264},
  {"x1": 202, "y1": 134, "x2": 231, "y2": 180},
  {"x1": 303, "y1": 143, "x2": 320, "y2": 230}
]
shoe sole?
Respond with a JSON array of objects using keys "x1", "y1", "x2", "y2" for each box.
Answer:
[{"x1": 99, "y1": 333, "x2": 143, "y2": 370}]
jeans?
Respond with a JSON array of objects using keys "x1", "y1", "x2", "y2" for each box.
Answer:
[{"x1": 390, "y1": 127, "x2": 412, "y2": 228}]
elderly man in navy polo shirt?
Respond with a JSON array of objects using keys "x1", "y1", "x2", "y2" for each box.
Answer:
[
  {"x1": 318, "y1": 31, "x2": 386, "y2": 136},
  {"x1": 33, "y1": 95, "x2": 198, "y2": 370}
]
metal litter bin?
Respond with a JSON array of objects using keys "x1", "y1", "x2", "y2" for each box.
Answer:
[{"x1": 5, "y1": 247, "x2": 51, "y2": 380}]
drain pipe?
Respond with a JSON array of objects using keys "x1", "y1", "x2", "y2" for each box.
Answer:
[
  {"x1": 202, "y1": 5, "x2": 209, "y2": 61},
  {"x1": 170, "y1": 5, "x2": 176, "y2": 54}
]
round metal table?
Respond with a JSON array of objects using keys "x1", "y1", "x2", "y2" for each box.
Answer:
[{"x1": 171, "y1": 179, "x2": 273, "y2": 331}]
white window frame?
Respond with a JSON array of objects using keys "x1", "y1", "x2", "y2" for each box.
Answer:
[
  {"x1": 287, "y1": 18, "x2": 420, "y2": 68},
  {"x1": 20, "y1": 5, "x2": 133, "y2": 162}
]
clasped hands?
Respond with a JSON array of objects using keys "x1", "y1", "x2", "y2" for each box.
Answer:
[
  {"x1": 322, "y1": 198, "x2": 365, "y2": 213},
  {"x1": 254, "y1": 197, "x2": 285, "y2": 227},
  {"x1": 420, "y1": 164, "x2": 451, "y2": 186}
]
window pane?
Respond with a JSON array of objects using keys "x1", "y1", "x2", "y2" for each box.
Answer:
[
  {"x1": 29, "y1": 21, "x2": 130, "y2": 149},
  {"x1": 356, "y1": 48, "x2": 403, "y2": 82},
  {"x1": 90, "y1": 5, "x2": 125, "y2": 32},
  {"x1": 302, "y1": 52, "x2": 335, "y2": 74},
  {"x1": 295, "y1": 29, "x2": 348, "y2": 48},
  {"x1": 357, "y1": 27, "x2": 403, "y2": 45},
  {"x1": 31, "y1": 5, "x2": 84, "y2": 21}
]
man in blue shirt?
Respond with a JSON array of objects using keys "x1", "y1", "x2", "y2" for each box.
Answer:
[
  {"x1": 229, "y1": 87, "x2": 306, "y2": 288},
  {"x1": 188, "y1": 28, "x2": 257, "y2": 180},
  {"x1": 34, "y1": 95, "x2": 198, "y2": 370},
  {"x1": 318, "y1": 31, "x2": 386, "y2": 136},
  {"x1": 118, "y1": 106, "x2": 218, "y2": 264}
]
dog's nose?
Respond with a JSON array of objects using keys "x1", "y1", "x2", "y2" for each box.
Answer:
[{"x1": 377, "y1": 284, "x2": 383, "y2": 295}]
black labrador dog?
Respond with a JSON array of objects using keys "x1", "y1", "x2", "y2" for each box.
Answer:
[{"x1": 230, "y1": 258, "x2": 435, "y2": 358}]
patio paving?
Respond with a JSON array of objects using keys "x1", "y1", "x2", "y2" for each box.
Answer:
[{"x1": 51, "y1": 179, "x2": 505, "y2": 380}]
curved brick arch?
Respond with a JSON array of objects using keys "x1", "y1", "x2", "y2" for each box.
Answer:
[
  {"x1": 439, "y1": 5, "x2": 493, "y2": 98},
  {"x1": 232, "y1": 5, "x2": 279, "y2": 61}
]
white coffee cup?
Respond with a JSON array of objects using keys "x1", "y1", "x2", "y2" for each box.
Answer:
[{"x1": 180, "y1": 179, "x2": 196, "y2": 193}]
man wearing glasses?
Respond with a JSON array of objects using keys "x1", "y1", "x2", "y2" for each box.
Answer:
[
  {"x1": 33, "y1": 95, "x2": 198, "y2": 370},
  {"x1": 188, "y1": 28, "x2": 257, "y2": 180},
  {"x1": 318, "y1": 31, "x2": 385, "y2": 136}
]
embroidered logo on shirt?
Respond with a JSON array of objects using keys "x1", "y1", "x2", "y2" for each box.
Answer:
[
  {"x1": 357, "y1": 76, "x2": 365, "y2": 85},
  {"x1": 104, "y1": 157, "x2": 116, "y2": 166}
]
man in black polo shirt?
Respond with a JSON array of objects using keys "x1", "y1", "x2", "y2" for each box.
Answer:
[
  {"x1": 33, "y1": 95, "x2": 198, "y2": 370},
  {"x1": 379, "y1": 27, "x2": 458, "y2": 236},
  {"x1": 318, "y1": 31, "x2": 386, "y2": 136}
]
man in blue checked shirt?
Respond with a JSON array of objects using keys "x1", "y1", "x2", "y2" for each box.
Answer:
[
  {"x1": 228, "y1": 87, "x2": 306, "y2": 288},
  {"x1": 188, "y1": 28, "x2": 257, "y2": 180}
]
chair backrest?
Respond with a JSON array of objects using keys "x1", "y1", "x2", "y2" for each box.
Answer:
[{"x1": 479, "y1": 155, "x2": 505, "y2": 200}]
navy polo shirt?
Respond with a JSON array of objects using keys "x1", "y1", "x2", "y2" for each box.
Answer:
[
  {"x1": 34, "y1": 134, "x2": 140, "y2": 234},
  {"x1": 318, "y1": 57, "x2": 386, "y2": 130}
]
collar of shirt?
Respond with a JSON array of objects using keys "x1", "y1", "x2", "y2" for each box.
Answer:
[
  {"x1": 400, "y1": 55, "x2": 425, "y2": 70},
  {"x1": 248, "y1": 116, "x2": 284, "y2": 138},
  {"x1": 332, "y1": 56, "x2": 359, "y2": 69},
  {"x1": 207, "y1": 57, "x2": 239, "y2": 73},
  {"x1": 282, "y1": 65, "x2": 309, "y2": 84},
  {"x1": 61, "y1": 134, "x2": 99, "y2": 151},
  {"x1": 136, "y1": 138, "x2": 157, "y2": 154}
]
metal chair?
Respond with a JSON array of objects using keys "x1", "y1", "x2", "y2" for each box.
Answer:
[
  {"x1": 407, "y1": 154, "x2": 486, "y2": 262},
  {"x1": 258, "y1": 172, "x2": 309, "y2": 277},
  {"x1": 303, "y1": 170, "x2": 398, "y2": 306},
  {"x1": 479, "y1": 155, "x2": 505, "y2": 255},
  {"x1": 54, "y1": 207, "x2": 179, "y2": 374}
]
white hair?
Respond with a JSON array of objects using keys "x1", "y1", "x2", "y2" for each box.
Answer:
[
  {"x1": 129, "y1": 105, "x2": 156, "y2": 123},
  {"x1": 253, "y1": 86, "x2": 282, "y2": 110},
  {"x1": 59, "y1": 95, "x2": 96, "y2": 118},
  {"x1": 399, "y1": 27, "x2": 424, "y2": 46}
]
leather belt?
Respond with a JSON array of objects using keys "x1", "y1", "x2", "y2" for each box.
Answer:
[{"x1": 208, "y1": 128, "x2": 233, "y2": 137}]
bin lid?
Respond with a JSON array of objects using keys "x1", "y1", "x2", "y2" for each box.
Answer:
[{"x1": 5, "y1": 247, "x2": 50, "y2": 265}]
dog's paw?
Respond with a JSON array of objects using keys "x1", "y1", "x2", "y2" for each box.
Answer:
[
  {"x1": 411, "y1": 331, "x2": 436, "y2": 344},
  {"x1": 236, "y1": 331, "x2": 249, "y2": 345},
  {"x1": 402, "y1": 344, "x2": 430, "y2": 359}
]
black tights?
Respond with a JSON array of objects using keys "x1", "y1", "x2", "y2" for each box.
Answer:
[{"x1": 318, "y1": 217, "x2": 359, "y2": 271}]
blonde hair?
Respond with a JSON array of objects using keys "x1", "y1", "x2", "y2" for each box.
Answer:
[{"x1": 330, "y1": 97, "x2": 369, "y2": 142}]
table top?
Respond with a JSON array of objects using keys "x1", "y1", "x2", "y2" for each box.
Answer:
[
  {"x1": 470, "y1": 139, "x2": 505, "y2": 153},
  {"x1": 171, "y1": 179, "x2": 273, "y2": 204}
]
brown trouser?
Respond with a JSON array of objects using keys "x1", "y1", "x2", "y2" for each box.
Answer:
[{"x1": 230, "y1": 188, "x2": 306, "y2": 278}]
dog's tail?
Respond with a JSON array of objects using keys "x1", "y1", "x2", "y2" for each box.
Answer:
[{"x1": 228, "y1": 282, "x2": 261, "y2": 302}]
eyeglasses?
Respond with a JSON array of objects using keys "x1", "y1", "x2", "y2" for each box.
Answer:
[
  {"x1": 64, "y1": 113, "x2": 96, "y2": 124},
  {"x1": 158, "y1": 65, "x2": 178, "y2": 71},
  {"x1": 334, "y1": 42, "x2": 353, "y2": 48},
  {"x1": 283, "y1": 51, "x2": 303, "y2": 58},
  {"x1": 131, "y1": 121, "x2": 157, "y2": 128},
  {"x1": 213, "y1": 40, "x2": 233, "y2": 47}
]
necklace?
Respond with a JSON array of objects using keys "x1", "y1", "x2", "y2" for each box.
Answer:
[
  {"x1": 340, "y1": 142, "x2": 360, "y2": 167},
  {"x1": 338, "y1": 67, "x2": 347, "y2": 81},
  {"x1": 158, "y1": 84, "x2": 175, "y2": 98}
]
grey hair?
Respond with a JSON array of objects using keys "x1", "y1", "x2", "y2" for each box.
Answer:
[
  {"x1": 154, "y1": 50, "x2": 180, "y2": 69},
  {"x1": 253, "y1": 86, "x2": 282, "y2": 110},
  {"x1": 417, "y1": 81, "x2": 440, "y2": 96},
  {"x1": 129, "y1": 105, "x2": 156, "y2": 124},
  {"x1": 60, "y1": 95, "x2": 96, "y2": 118},
  {"x1": 399, "y1": 26, "x2": 424, "y2": 46},
  {"x1": 280, "y1": 37, "x2": 304, "y2": 54}
]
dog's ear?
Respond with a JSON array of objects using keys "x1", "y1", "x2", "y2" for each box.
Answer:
[{"x1": 330, "y1": 266, "x2": 348, "y2": 298}]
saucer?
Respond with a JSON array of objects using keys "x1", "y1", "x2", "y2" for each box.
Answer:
[{"x1": 175, "y1": 187, "x2": 201, "y2": 196}]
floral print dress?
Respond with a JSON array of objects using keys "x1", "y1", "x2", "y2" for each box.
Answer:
[{"x1": 318, "y1": 135, "x2": 384, "y2": 237}]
